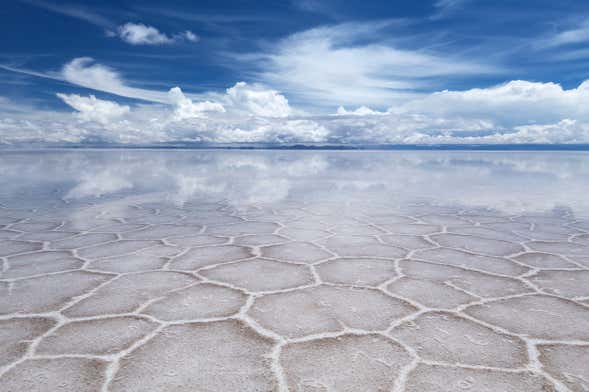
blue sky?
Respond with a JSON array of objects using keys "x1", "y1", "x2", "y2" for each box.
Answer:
[{"x1": 1, "y1": 0, "x2": 589, "y2": 145}]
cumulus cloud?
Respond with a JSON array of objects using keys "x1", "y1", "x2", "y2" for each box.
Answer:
[
  {"x1": 2, "y1": 55, "x2": 589, "y2": 146},
  {"x1": 335, "y1": 106, "x2": 384, "y2": 116},
  {"x1": 168, "y1": 87, "x2": 225, "y2": 120},
  {"x1": 182, "y1": 31, "x2": 199, "y2": 42},
  {"x1": 226, "y1": 82, "x2": 291, "y2": 117},
  {"x1": 56, "y1": 93, "x2": 130, "y2": 124},
  {"x1": 114, "y1": 23, "x2": 199, "y2": 45},
  {"x1": 494, "y1": 120, "x2": 589, "y2": 144},
  {"x1": 56, "y1": 60, "x2": 289, "y2": 115},
  {"x1": 210, "y1": 118, "x2": 329, "y2": 143},
  {"x1": 117, "y1": 23, "x2": 172, "y2": 45},
  {"x1": 398, "y1": 79, "x2": 589, "y2": 126},
  {"x1": 4, "y1": 80, "x2": 304, "y2": 144}
]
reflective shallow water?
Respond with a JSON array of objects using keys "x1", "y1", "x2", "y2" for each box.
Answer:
[{"x1": 0, "y1": 150, "x2": 588, "y2": 391}]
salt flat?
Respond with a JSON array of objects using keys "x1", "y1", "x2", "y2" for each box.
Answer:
[{"x1": 0, "y1": 150, "x2": 588, "y2": 391}]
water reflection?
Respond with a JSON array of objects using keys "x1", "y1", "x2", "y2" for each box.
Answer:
[{"x1": 0, "y1": 150, "x2": 588, "y2": 216}]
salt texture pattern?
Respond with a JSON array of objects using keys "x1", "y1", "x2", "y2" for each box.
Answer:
[{"x1": 1, "y1": 150, "x2": 589, "y2": 391}]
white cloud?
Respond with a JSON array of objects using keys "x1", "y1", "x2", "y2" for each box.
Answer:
[
  {"x1": 15, "y1": 81, "x2": 305, "y2": 144},
  {"x1": 1, "y1": 58, "x2": 172, "y2": 104},
  {"x1": 56, "y1": 93, "x2": 130, "y2": 124},
  {"x1": 247, "y1": 21, "x2": 499, "y2": 108},
  {"x1": 24, "y1": 0, "x2": 114, "y2": 28},
  {"x1": 6, "y1": 59, "x2": 286, "y2": 113},
  {"x1": 430, "y1": 0, "x2": 470, "y2": 20},
  {"x1": 494, "y1": 120, "x2": 589, "y2": 144},
  {"x1": 61, "y1": 57, "x2": 170, "y2": 103},
  {"x1": 210, "y1": 118, "x2": 329, "y2": 143},
  {"x1": 226, "y1": 82, "x2": 291, "y2": 117},
  {"x1": 0, "y1": 96, "x2": 34, "y2": 114},
  {"x1": 182, "y1": 31, "x2": 199, "y2": 42},
  {"x1": 398, "y1": 79, "x2": 589, "y2": 126},
  {"x1": 168, "y1": 87, "x2": 225, "y2": 120},
  {"x1": 117, "y1": 23, "x2": 173, "y2": 45},
  {"x1": 335, "y1": 106, "x2": 384, "y2": 116},
  {"x1": 292, "y1": 0, "x2": 331, "y2": 14},
  {"x1": 2, "y1": 55, "x2": 589, "y2": 146},
  {"x1": 115, "y1": 23, "x2": 200, "y2": 45},
  {"x1": 544, "y1": 20, "x2": 589, "y2": 47},
  {"x1": 0, "y1": 101, "x2": 328, "y2": 145},
  {"x1": 4, "y1": 88, "x2": 589, "y2": 146},
  {"x1": 65, "y1": 169, "x2": 133, "y2": 198}
]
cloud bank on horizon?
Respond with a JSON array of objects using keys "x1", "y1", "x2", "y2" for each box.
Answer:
[{"x1": 2, "y1": 0, "x2": 589, "y2": 145}]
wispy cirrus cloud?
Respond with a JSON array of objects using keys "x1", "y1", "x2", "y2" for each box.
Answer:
[
  {"x1": 0, "y1": 63, "x2": 62, "y2": 81},
  {"x1": 543, "y1": 20, "x2": 589, "y2": 48},
  {"x1": 290, "y1": 0, "x2": 335, "y2": 16},
  {"x1": 0, "y1": 58, "x2": 295, "y2": 114},
  {"x1": 1, "y1": 22, "x2": 589, "y2": 146},
  {"x1": 430, "y1": 0, "x2": 471, "y2": 20},
  {"x1": 243, "y1": 21, "x2": 501, "y2": 108},
  {"x1": 134, "y1": 6, "x2": 275, "y2": 24},
  {"x1": 21, "y1": 0, "x2": 115, "y2": 28},
  {"x1": 61, "y1": 57, "x2": 171, "y2": 103},
  {"x1": 1, "y1": 57, "x2": 171, "y2": 103}
]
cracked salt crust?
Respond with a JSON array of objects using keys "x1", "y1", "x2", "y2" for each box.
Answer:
[{"x1": 0, "y1": 196, "x2": 589, "y2": 391}]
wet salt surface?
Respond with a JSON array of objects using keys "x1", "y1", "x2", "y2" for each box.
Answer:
[{"x1": 0, "y1": 149, "x2": 589, "y2": 391}]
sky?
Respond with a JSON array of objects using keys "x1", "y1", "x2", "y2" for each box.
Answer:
[{"x1": 1, "y1": 0, "x2": 589, "y2": 145}]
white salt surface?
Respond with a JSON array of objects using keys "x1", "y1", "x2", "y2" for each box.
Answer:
[{"x1": 1, "y1": 150, "x2": 589, "y2": 391}]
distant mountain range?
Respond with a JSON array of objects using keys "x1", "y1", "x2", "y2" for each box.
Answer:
[{"x1": 2, "y1": 143, "x2": 589, "y2": 151}]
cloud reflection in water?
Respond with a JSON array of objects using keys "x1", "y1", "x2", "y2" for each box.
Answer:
[{"x1": 0, "y1": 150, "x2": 588, "y2": 216}]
